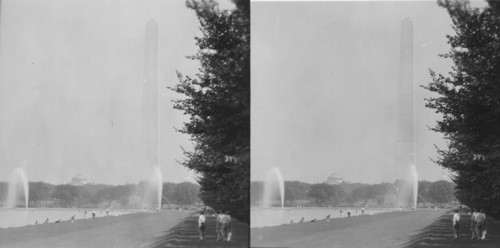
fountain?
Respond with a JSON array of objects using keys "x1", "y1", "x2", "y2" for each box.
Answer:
[
  {"x1": 6, "y1": 168, "x2": 29, "y2": 208},
  {"x1": 138, "y1": 167, "x2": 163, "y2": 210},
  {"x1": 395, "y1": 164, "x2": 418, "y2": 209},
  {"x1": 154, "y1": 166, "x2": 163, "y2": 210},
  {"x1": 410, "y1": 164, "x2": 418, "y2": 209},
  {"x1": 262, "y1": 167, "x2": 284, "y2": 208}
]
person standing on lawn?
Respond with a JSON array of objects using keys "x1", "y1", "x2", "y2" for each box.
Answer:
[
  {"x1": 452, "y1": 209, "x2": 461, "y2": 239},
  {"x1": 221, "y1": 211, "x2": 232, "y2": 241},
  {"x1": 198, "y1": 211, "x2": 207, "y2": 240},
  {"x1": 475, "y1": 209, "x2": 487, "y2": 240}
]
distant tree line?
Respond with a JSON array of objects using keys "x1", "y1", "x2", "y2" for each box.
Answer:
[
  {"x1": 0, "y1": 181, "x2": 200, "y2": 208},
  {"x1": 251, "y1": 180, "x2": 456, "y2": 207},
  {"x1": 424, "y1": 0, "x2": 500, "y2": 217}
]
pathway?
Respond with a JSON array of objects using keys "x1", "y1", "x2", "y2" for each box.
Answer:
[
  {"x1": 146, "y1": 214, "x2": 249, "y2": 248},
  {"x1": 405, "y1": 211, "x2": 499, "y2": 248}
]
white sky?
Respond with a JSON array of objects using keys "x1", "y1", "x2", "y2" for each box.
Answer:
[
  {"x1": 0, "y1": 0, "x2": 234, "y2": 185},
  {"x1": 251, "y1": 0, "x2": 473, "y2": 184},
  {"x1": 0, "y1": 0, "x2": 487, "y2": 185}
]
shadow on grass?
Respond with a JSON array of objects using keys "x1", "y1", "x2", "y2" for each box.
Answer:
[
  {"x1": 404, "y1": 211, "x2": 499, "y2": 248},
  {"x1": 147, "y1": 214, "x2": 249, "y2": 248}
]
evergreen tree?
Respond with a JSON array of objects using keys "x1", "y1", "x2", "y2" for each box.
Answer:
[
  {"x1": 170, "y1": 0, "x2": 250, "y2": 222},
  {"x1": 424, "y1": 0, "x2": 500, "y2": 216}
]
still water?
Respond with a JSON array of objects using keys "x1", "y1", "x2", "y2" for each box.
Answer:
[
  {"x1": 0, "y1": 208, "x2": 135, "y2": 228},
  {"x1": 251, "y1": 207, "x2": 397, "y2": 228}
]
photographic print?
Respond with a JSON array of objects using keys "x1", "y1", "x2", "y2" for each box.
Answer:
[
  {"x1": 0, "y1": 0, "x2": 249, "y2": 247},
  {"x1": 251, "y1": 0, "x2": 499, "y2": 247}
]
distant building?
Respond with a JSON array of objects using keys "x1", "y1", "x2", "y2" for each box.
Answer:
[
  {"x1": 69, "y1": 174, "x2": 88, "y2": 186},
  {"x1": 325, "y1": 173, "x2": 344, "y2": 185}
]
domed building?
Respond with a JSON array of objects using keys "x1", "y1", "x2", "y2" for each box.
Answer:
[
  {"x1": 69, "y1": 174, "x2": 88, "y2": 186},
  {"x1": 325, "y1": 173, "x2": 344, "y2": 185}
]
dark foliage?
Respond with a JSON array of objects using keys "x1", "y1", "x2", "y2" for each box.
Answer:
[
  {"x1": 423, "y1": 0, "x2": 500, "y2": 217},
  {"x1": 1, "y1": 181, "x2": 199, "y2": 208},
  {"x1": 169, "y1": 0, "x2": 250, "y2": 222},
  {"x1": 251, "y1": 180, "x2": 456, "y2": 207},
  {"x1": 308, "y1": 183, "x2": 346, "y2": 206}
]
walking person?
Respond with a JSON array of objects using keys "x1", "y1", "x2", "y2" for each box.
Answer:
[
  {"x1": 475, "y1": 209, "x2": 486, "y2": 240},
  {"x1": 198, "y1": 211, "x2": 207, "y2": 240},
  {"x1": 452, "y1": 209, "x2": 461, "y2": 239},
  {"x1": 470, "y1": 209, "x2": 478, "y2": 239},
  {"x1": 215, "y1": 211, "x2": 223, "y2": 241},
  {"x1": 221, "y1": 211, "x2": 232, "y2": 241}
]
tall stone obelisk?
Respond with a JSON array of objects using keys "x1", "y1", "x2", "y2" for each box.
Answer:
[
  {"x1": 141, "y1": 20, "x2": 162, "y2": 210},
  {"x1": 142, "y1": 19, "x2": 158, "y2": 166},
  {"x1": 396, "y1": 18, "x2": 415, "y2": 205}
]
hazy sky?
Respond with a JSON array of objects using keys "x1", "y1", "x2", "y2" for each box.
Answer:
[
  {"x1": 0, "y1": 0, "x2": 234, "y2": 185},
  {"x1": 251, "y1": 1, "x2": 469, "y2": 184},
  {"x1": 0, "y1": 0, "x2": 486, "y2": 186}
]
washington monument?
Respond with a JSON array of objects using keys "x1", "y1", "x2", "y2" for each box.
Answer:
[
  {"x1": 142, "y1": 20, "x2": 159, "y2": 167},
  {"x1": 396, "y1": 18, "x2": 415, "y2": 181},
  {"x1": 141, "y1": 20, "x2": 162, "y2": 210}
]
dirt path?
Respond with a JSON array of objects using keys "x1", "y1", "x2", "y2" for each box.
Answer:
[{"x1": 147, "y1": 214, "x2": 249, "y2": 248}]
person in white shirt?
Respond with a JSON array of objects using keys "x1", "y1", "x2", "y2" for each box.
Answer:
[
  {"x1": 215, "y1": 211, "x2": 223, "y2": 241},
  {"x1": 475, "y1": 209, "x2": 487, "y2": 240},
  {"x1": 220, "y1": 211, "x2": 232, "y2": 242},
  {"x1": 452, "y1": 209, "x2": 461, "y2": 239},
  {"x1": 470, "y1": 209, "x2": 478, "y2": 239},
  {"x1": 198, "y1": 211, "x2": 207, "y2": 240}
]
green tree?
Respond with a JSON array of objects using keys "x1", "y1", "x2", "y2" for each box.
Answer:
[
  {"x1": 429, "y1": 180, "x2": 455, "y2": 204},
  {"x1": 169, "y1": 0, "x2": 250, "y2": 222},
  {"x1": 284, "y1": 181, "x2": 311, "y2": 206},
  {"x1": 375, "y1": 195, "x2": 386, "y2": 205},
  {"x1": 0, "y1": 182, "x2": 7, "y2": 204},
  {"x1": 250, "y1": 181, "x2": 264, "y2": 206},
  {"x1": 423, "y1": 0, "x2": 500, "y2": 216},
  {"x1": 417, "y1": 180, "x2": 433, "y2": 205},
  {"x1": 28, "y1": 182, "x2": 52, "y2": 206},
  {"x1": 74, "y1": 186, "x2": 91, "y2": 206},
  {"x1": 112, "y1": 185, "x2": 133, "y2": 203},
  {"x1": 93, "y1": 185, "x2": 134, "y2": 207},
  {"x1": 172, "y1": 182, "x2": 200, "y2": 206},
  {"x1": 308, "y1": 183, "x2": 345, "y2": 206},
  {"x1": 93, "y1": 187, "x2": 113, "y2": 205},
  {"x1": 162, "y1": 182, "x2": 177, "y2": 206},
  {"x1": 351, "y1": 186, "x2": 368, "y2": 204},
  {"x1": 351, "y1": 183, "x2": 389, "y2": 206},
  {"x1": 52, "y1": 184, "x2": 80, "y2": 206}
]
